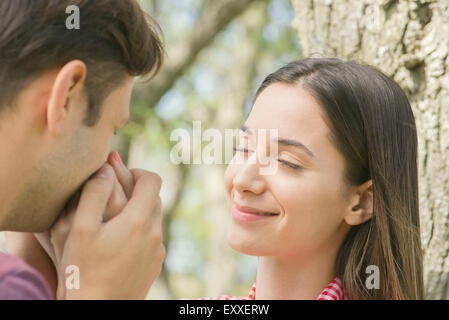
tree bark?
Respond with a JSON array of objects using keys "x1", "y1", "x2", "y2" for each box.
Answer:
[{"x1": 291, "y1": 0, "x2": 449, "y2": 299}]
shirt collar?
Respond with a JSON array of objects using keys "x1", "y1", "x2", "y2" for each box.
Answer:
[{"x1": 246, "y1": 276, "x2": 347, "y2": 300}]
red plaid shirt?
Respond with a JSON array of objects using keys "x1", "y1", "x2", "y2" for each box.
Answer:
[{"x1": 199, "y1": 276, "x2": 347, "y2": 300}]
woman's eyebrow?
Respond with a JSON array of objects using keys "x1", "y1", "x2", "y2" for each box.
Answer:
[
  {"x1": 239, "y1": 125, "x2": 316, "y2": 159},
  {"x1": 278, "y1": 138, "x2": 316, "y2": 158}
]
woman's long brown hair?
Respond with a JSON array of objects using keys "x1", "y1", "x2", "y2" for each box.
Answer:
[{"x1": 255, "y1": 58, "x2": 424, "y2": 299}]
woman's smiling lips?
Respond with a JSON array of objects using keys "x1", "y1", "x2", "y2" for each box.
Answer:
[{"x1": 232, "y1": 204, "x2": 279, "y2": 222}]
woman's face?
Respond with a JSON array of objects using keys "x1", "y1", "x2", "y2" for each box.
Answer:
[{"x1": 224, "y1": 83, "x2": 353, "y2": 259}]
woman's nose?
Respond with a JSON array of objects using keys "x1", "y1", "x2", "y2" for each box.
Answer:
[{"x1": 232, "y1": 162, "x2": 266, "y2": 195}]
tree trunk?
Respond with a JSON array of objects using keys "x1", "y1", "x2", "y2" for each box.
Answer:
[{"x1": 291, "y1": 0, "x2": 449, "y2": 299}]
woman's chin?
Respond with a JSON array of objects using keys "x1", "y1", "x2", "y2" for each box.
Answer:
[{"x1": 227, "y1": 227, "x2": 267, "y2": 256}]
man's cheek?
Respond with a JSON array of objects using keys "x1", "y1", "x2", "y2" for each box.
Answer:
[{"x1": 93, "y1": 135, "x2": 113, "y2": 167}]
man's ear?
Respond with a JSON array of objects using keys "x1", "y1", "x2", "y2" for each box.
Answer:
[
  {"x1": 46, "y1": 60, "x2": 87, "y2": 135},
  {"x1": 344, "y1": 179, "x2": 373, "y2": 226}
]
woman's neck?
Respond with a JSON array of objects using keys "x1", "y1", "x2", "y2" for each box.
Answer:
[{"x1": 254, "y1": 250, "x2": 338, "y2": 300}]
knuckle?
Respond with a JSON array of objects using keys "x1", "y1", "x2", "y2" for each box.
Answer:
[
  {"x1": 152, "y1": 232, "x2": 164, "y2": 244},
  {"x1": 131, "y1": 214, "x2": 149, "y2": 231},
  {"x1": 148, "y1": 227, "x2": 163, "y2": 244},
  {"x1": 153, "y1": 229, "x2": 163, "y2": 243},
  {"x1": 142, "y1": 171, "x2": 162, "y2": 190},
  {"x1": 151, "y1": 244, "x2": 166, "y2": 266},
  {"x1": 150, "y1": 173, "x2": 163, "y2": 188}
]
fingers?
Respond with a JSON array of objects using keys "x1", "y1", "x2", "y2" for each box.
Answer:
[
  {"x1": 108, "y1": 152, "x2": 134, "y2": 199},
  {"x1": 73, "y1": 164, "x2": 115, "y2": 231},
  {"x1": 103, "y1": 177, "x2": 128, "y2": 222},
  {"x1": 117, "y1": 169, "x2": 162, "y2": 227},
  {"x1": 49, "y1": 208, "x2": 76, "y2": 264},
  {"x1": 34, "y1": 231, "x2": 58, "y2": 266}
]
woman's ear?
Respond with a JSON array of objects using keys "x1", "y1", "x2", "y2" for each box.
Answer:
[
  {"x1": 344, "y1": 179, "x2": 373, "y2": 226},
  {"x1": 46, "y1": 60, "x2": 87, "y2": 135}
]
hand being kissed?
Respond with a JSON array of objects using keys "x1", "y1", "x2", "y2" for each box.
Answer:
[{"x1": 6, "y1": 151, "x2": 165, "y2": 300}]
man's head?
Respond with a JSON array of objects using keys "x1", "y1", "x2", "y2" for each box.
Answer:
[{"x1": 0, "y1": 0, "x2": 164, "y2": 232}]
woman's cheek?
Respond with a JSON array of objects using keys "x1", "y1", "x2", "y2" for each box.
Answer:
[
  {"x1": 273, "y1": 183, "x2": 321, "y2": 252},
  {"x1": 224, "y1": 162, "x2": 238, "y2": 194}
]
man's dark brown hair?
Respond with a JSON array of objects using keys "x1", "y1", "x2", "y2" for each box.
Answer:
[{"x1": 0, "y1": 0, "x2": 164, "y2": 125}]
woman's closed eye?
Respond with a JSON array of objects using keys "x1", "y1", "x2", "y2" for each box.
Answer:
[
  {"x1": 234, "y1": 147, "x2": 302, "y2": 170},
  {"x1": 278, "y1": 159, "x2": 302, "y2": 170}
]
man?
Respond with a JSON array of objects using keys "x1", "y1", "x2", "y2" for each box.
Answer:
[{"x1": 0, "y1": 0, "x2": 166, "y2": 299}]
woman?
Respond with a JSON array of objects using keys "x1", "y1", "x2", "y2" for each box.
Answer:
[
  {"x1": 202, "y1": 58, "x2": 424, "y2": 300},
  {"x1": 7, "y1": 58, "x2": 425, "y2": 300}
]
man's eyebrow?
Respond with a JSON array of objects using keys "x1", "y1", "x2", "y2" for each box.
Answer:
[
  {"x1": 278, "y1": 138, "x2": 316, "y2": 158},
  {"x1": 239, "y1": 125, "x2": 316, "y2": 159}
]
